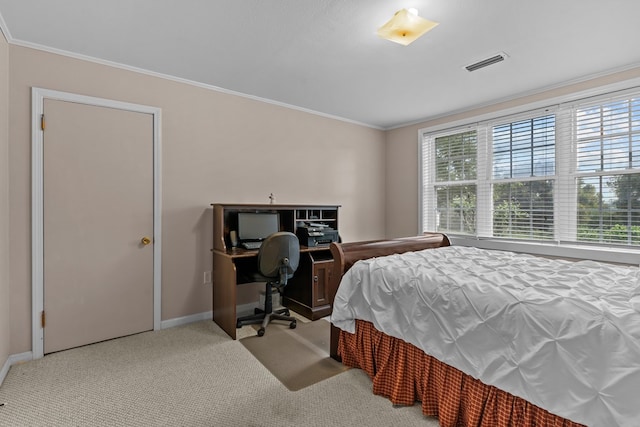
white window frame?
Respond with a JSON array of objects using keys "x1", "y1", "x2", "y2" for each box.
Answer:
[
  {"x1": 421, "y1": 124, "x2": 480, "y2": 233},
  {"x1": 418, "y1": 80, "x2": 640, "y2": 265}
]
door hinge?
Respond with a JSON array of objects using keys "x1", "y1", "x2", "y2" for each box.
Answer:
[
  {"x1": 41, "y1": 310, "x2": 46, "y2": 328},
  {"x1": 41, "y1": 114, "x2": 45, "y2": 131}
]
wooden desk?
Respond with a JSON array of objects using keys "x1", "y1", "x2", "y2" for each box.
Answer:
[{"x1": 211, "y1": 203, "x2": 340, "y2": 339}]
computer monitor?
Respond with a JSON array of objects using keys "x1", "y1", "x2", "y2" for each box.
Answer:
[{"x1": 237, "y1": 212, "x2": 279, "y2": 241}]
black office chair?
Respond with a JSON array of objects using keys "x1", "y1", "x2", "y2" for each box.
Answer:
[{"x1": 236, "y1": 231, "x2": 299, "y2": 336}]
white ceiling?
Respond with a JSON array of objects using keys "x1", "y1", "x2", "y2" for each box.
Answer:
[{"x1": 1, "y1": 0, "x2": 640, "y2": 129}]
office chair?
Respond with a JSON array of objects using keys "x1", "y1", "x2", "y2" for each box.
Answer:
[{"x1": 236, "y1": 231, "x2": 299, "y2": 336}]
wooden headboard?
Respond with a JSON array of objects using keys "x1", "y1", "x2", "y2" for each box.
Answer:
[{"x1": 327, "y1": 233, "x2": 451, "y2": 359}]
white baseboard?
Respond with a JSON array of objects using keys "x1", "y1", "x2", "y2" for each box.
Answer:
[
  {"x1": 160, "y1": 305, "x2": 264, "y2": 330},
  {"x1": 1, "y1": 351, "x2": 33, "y2": 386},
  {"x1": 0, "y1": 356, "x2": 9, "y2": 386},
  {"x1": 160, "y1": 311, "x2": 213, "y2": 329}
]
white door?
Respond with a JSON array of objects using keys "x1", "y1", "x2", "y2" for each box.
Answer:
[{"x1": 42, "y1": 98, "x2": 154, "y2": 354}]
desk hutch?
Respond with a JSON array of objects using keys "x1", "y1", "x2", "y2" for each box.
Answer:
[{"x1": 211, "y1": 203, "x2": 340, "y2": 339}]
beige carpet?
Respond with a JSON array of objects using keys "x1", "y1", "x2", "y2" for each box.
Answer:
[
  {"x1": 240, "y1": 319, "x2": 349, "y2": 391},
  {"x1": 0, "y1": 320, "x2": 440, "y2": 427}
]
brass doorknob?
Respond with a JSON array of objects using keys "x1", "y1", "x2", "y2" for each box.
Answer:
[{"x1": 141, "y1": 236, "x2": 152, "y2": 245}]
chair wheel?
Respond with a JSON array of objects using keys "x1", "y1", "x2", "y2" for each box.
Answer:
[
  {"x1": 236, "y1": 320, "x2": 242, "y2": 328},
  {"x1": 289, "y1": 320, "x2": 297, "y2": 329},
  {"x1": 257, "y1": 328, "x2": 265, "y2": 337}
]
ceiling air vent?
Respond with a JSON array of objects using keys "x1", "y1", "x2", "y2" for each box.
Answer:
[{"x1": 465, "y1": 52, "x2": 507, "y2": 72}]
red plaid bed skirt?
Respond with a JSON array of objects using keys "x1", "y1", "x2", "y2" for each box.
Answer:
[{"x1": 338, "y1": 320, "x2": 585, "y2": 427}]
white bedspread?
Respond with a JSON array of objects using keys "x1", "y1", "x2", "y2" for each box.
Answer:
[{"x1": 331, "y1": 245, "x2": 640, "y2": 427}]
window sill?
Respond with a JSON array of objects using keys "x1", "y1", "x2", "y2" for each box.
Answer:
[{"x1": 449, "y1": 235, "x2": 640, "y2": 266}]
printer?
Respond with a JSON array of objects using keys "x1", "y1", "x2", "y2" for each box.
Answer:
[{"x1": 295, "y1": 223, "x2": 339, "y2": 247}]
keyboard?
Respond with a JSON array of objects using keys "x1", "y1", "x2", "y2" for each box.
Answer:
[{"x1": 241, "y1": 241, "x2": 262, "y2": 250}]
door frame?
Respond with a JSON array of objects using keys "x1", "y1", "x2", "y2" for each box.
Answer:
[{"x1": 31, "y1": 87, "x2": 162, "y2": 359}]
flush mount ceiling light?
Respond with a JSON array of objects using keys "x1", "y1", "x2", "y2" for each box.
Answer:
[{"x1": 377, "y1": 8, "x2": 439, "y2": 46}]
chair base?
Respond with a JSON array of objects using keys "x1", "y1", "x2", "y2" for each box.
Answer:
[
  {"x1": 236, "y1": 281, "x2": 297, "y2": 336},
  {"x1": 236, "y1": 308, "x2": 297, "y2": 336}
]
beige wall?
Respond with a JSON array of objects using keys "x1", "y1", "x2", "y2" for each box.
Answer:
[
  {"x1": 8, "y1": 46, "x2": 386, "y2": 354},
  {"x1": 385, "y1": 67, "x2": 640, "y2": 239},
  {"x1": 10, "y1": 40, "x2": 639, "y2": 360},
  {"x1": 0, "y1": 31, "x2": 9, "y2": 372}
]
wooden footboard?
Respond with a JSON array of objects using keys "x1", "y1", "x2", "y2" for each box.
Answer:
[{"x1": 328, "y1": 233, "x2": 450, "y2": 359}]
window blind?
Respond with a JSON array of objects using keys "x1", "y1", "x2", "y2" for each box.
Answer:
[
  {"x1": 572, "y1": 95, "x2": 640, "y2": 245},
  {"x1": 422, "y1": 127, "x2": 478, "y2": 235},
  {"x1": 489, "y1": 114, "x2": 556, "y2": 240}
]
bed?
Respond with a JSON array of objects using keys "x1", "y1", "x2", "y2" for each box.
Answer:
[{"x1": 328, "y1": 233, "x2": 640, "y2": 427}]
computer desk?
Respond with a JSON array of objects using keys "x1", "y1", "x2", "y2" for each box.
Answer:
[
  {"x1": 211, "y1": 203, "x2": 340, "y2": 339},
  {"x1": 213, "y1": 245, "x2": 337, "y2": 339}
]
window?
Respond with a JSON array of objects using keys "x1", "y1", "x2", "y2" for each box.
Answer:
[
  {"x1": 434, "y1": 131, "x2": 478, "y2": 234},
  {"x1": 574, "y1": 97, "x2": 640, "y2": 245},
  {"x1": 491, "y1": 115, "x2": 555, "y2": 240},
  {"x1": 420, "y1": 89, "x2": 640, "y2": 249},
  {"x1": 422, "y1": 129, "x2": 478, "y2": 235}
]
